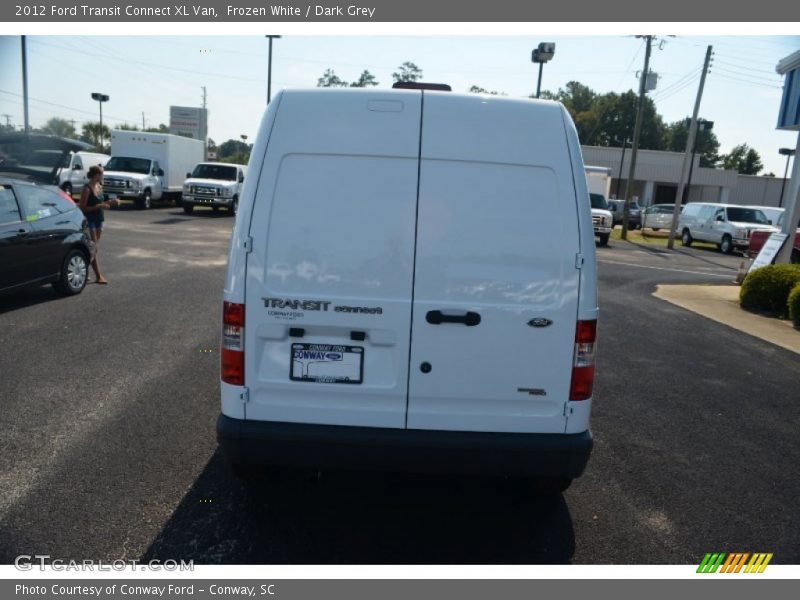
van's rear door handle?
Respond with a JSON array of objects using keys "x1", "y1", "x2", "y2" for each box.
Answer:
[{"x1": 425, "y1": 310, "x2": 481, "y2": 326}]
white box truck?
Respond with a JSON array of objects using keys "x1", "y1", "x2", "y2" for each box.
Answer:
[
  {"x1": 104, "y1": 130, "x2": 204, "y2": 209},
  {"x1": 585, "y1": 166, "x2": 614, "y2": 246}
]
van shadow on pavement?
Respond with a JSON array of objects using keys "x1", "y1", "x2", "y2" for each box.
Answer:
[{"x1": 142, "y1": 450, "x2": 576, "y2": 564}]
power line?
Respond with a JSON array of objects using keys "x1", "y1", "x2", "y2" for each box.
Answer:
[
  {"x1": 709, "y1": 72, "x2": 783, "y2": 89},
  {"x1": 711, "y1": 64, "x2": 784, "y2": 84},
  {"x1": 0, "y1": 88, "x2": 145, "y2": 124}
]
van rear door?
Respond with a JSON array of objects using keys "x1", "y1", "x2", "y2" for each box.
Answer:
[
  {"x1": 407, "y1": 95, "x2": 581, "y2": 433},
  {"x1": 243, "y1": 90, "x2": 422, "y2": 428}
]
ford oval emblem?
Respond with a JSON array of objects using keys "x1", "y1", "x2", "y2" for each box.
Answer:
[
  {"x1": 528, "y1": 318, "x2": 553, "y2": 328},
  {"x1": 325, "y1": 353, "x2": 343, "y2": 361}
]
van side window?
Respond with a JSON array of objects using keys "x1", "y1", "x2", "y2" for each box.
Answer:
[
  {"x1": 73, "y1": 157, "x2": 83, "y2": 170},
  {"x1": 714, "y1": 208, "x2": 725, "y2": 221}
]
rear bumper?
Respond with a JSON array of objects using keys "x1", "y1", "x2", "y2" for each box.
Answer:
[{"x1": 216, "y1": 414, "x2": 593, "y2": 478}]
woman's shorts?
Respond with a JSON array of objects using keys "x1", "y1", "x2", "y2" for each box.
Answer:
[{"x1": 88, "y1": 222, "x2": 103, "y2": 231}]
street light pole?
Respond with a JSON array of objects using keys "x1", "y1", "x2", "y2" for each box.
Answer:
[
  {"x1": 21, "y1": 36, "x2": 30, "y2": 134},
  {"x1": 91, "y1": 92, "x2": 109, "y2": 150},
  {"x1": 265, "y1": 35, "x2": 281, "y2": 104},
  {"x1": 531, "y1": 42, "x2": 555, "y2": 99},
  {"x1": 778, "y1": 148, "x2": 796, "y2": 208}
]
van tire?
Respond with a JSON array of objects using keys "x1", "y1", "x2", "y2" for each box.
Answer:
[
  {"x1": 137, "y1": 189, "x2": 152, "y2": 210},
  {"x1": 62, "y1": 182, "x2": 72, "y2": 196},
  {"x1": 720, "y1": 235, "x2": 733, "y2": 254},
  {"x1": 229, "y1": 195, "x2": 238, "y2": 216},
  {"x1": 183, "y1": 204, "x2": 194, "y2": 215},
  {"x1": 681, "y1": 229, "x2": 693, "y2": 246},
  {"x1": 53, "y1": 249, "x2": 89, "y2": 296},
  {"x1": 599, "y1": 233, "x2": 610, "y2": 247}
]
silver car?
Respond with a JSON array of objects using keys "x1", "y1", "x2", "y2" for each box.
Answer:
[{"x1": 642, "y1": 204, "x2": 677, "y2": 231}]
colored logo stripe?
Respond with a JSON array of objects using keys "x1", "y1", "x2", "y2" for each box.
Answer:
[{"x1": 697, "y1": 552, "x2": 773, "y2": 573}]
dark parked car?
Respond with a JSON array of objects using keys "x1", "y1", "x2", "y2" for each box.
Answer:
[
  {"x1": 607, "y1": 198, "x2": 642, "y2": 229},
  {"x1": 0, "y1": 134, "x2": 94, "y2": 297}
]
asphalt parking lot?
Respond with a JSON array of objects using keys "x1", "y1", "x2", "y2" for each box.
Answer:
[{"x1": 1, "y1": 209, "x2": 798, "y2": 564}]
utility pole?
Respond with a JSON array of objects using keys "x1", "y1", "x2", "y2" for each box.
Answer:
[
  {"x1": 265, "y1": 36, "x2": 281, "y2": 104},
  {"x1": 615, "y1": 137, "x2": 629, "y2": 199},
  {"x1": 201, "y1": 86, "x2": 208, "y2": 159},
  {"x1": 142, "y1": 112, "x2": 146, "y2": 130},
  {"x1": 21, "y1": 36, "x2": 30, "y2": 134},
  {"x1": 667, "y1": 45, "x2": 713, "y2": 249},
  {"x1": 621, "y1": 36, "x2": 653, "y2": 240},
  {"x1": 2, "y1": 114, "x2": 11, "y2": 129}
]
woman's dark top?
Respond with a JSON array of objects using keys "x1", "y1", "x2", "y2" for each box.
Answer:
[{"x1": 85, "y1": 185, "x2": 105, "y2": 225}]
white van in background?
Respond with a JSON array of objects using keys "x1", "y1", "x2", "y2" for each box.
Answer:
[
  {"x1": 585, "y1": 165, "x2": 614, "y2": 246},
  {"x1": 181, "y1": 162, "x2": 246, "y2": 215},
  {"x1": 217, "y1": 87, "x2": 598, "y2": 491},
  {"x1": 679, "y1": 202, "x2": 777, "y2": 254},
  {"x1": 57, "y1": 151, "x2": 110, "y2": 195}
]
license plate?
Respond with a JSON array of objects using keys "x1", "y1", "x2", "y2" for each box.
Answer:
[{"x1": 290, "y1": 344, "x2": 364, "y2": 384}]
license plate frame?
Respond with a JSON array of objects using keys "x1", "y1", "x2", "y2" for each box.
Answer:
[{"x1": 290, "y1": 343, "x2": 364, "y2": 384}]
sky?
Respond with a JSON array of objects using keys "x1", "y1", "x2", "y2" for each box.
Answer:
[{"x1": 0, "y1": 34, "x2": 798, "y2": 175}]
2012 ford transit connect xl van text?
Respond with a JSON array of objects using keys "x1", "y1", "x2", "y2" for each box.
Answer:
[{"x1": 217, "y1": 87, "x2": 598, "y2": 490}]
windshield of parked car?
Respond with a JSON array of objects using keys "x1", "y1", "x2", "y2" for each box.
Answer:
[
  {"x1": 629, "y1": 201, "x2": 640, "y2": 210},
  {"x1": 0, "y1": 137, "x2": 74, "y2": 183},
  {"x1": 105, "y1": 156, "x2": 152, "y2": 174},
  {"x1": 191, "y1": 164, "x2": 237, "y2": 180},
  {"x1": 726, "y1": 207, "x2": 769, "y2": 225},
  {"x1": 589, "y1": 193, "x2": 608, "y2": 210}
]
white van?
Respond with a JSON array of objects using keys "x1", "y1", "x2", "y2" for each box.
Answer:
[
  {"x1": 181, "y1": 162, "x2": 246, "y2": 215},
  {"x1": 57, "y1": 151, "x2": 110, "y2": 195},
  {"x1": 217, "y1": 87, "x2": 598, "y2": 490},
  {"x1": 679, "y1": 202, "x2": 777, "y2": 253}
]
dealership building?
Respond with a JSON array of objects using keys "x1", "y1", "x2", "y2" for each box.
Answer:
[{"x1": 581, "y1": 145, "x2": 791, "y2": 208}]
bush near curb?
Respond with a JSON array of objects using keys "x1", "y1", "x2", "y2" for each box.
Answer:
[
  {"x1": 789, "y1": 283, "x2": 800, "y2": 329},
  {"x1": 740, "y1": 264, "x2": 800, "y2": 318}
]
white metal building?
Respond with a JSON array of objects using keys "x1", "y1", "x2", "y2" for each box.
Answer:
[{"x1": 581, "y1": 145, "x2": 789, "y2": 208}]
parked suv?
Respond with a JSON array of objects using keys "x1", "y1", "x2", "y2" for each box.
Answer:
[
  {"x1": 679, "y1": 202, "x2": 776, "y2": 254},
  {"x1": 607, "y1": 199, "x2": 641, "y2": 229},
  {"x1": 216, "y1": 88, "x2": 598, "y2": 492}
]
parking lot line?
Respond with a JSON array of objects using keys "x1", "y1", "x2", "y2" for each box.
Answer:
[{"x1": 598, "y1": 259, "x2": 733, "y2": 279}]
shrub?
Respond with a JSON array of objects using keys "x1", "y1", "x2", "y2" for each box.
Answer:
[
  {"x1": 740, "y1": 263, "x2": 800, "y2": 317},
  {"x1": 789, "y1": 283, "x2": 800, "y2": 329}
]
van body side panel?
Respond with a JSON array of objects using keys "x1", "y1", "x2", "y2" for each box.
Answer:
[
  {"x1": 407, "y1": 95, "x2": 580, "y2": 434},
  {"x1": 244, "y1": 90, "x2": 422, "y2": 428},
  {"x1": 221, "y1": 92, "x2": 284, "y2": 421}
]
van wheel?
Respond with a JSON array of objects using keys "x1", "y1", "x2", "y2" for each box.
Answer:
[
  {"x1": 652, "y1": 228, "x2": 660, "y2": 232},
  {"x1": 62, "y1": 182, "x2": 72, "y2": 196},
  {"x1": 174, "y1": 196, "x2": 183, "y2": 207},
  {"x1": 229, "y1": 195, "x2": 238, "y2": 216},
  {"x1": 53, "y1": 249, "x2": 88, "y2": 296},
  {"x1": 681, "y1": 229, "x2": 693, "y2": 246},
  {"x1": 183, "y1": 204, "x2": 194, "y2": 215},
  {"x1": 599, "y1": 233, "x2": 610, "y2": 247},
  {"x1": 720, "y1": 235, "x2": 733, "y2": 254},
  {"x1": 138, "y1": 190, "x2": 152, "y2": 210}
]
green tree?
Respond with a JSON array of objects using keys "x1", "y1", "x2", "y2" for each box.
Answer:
[
  {"x1": 392, "y1": 62, "x2": 422, "y2": 84},
  {"x1": 468, "y1": 85, "x2": 503, "y2": 95},
  {"x1": 664, "y1": 119, "x2": 720, "y2": 167},
  {"x1": 144, "y1": 123, "x2": 169, "y2": 133},
  {"x1": 317, "y1": 69, "x2": 349, "y2": 87},
  {"x1": 350, "y1": 70, "x2": 379, "y2": 87},
  {"x1": 721, "y1": 144, "x2": 764, "y2": 175},
  {"x1": 41, "y1": 117, "x2": 77, "y2": 139},
  {"x1": 218, "y1": 139, "x2": 251, "y2": 164},
  {"x1": 81, "y1": 121, "x2": 110, "y2": 150},
  {"x1": 117, "y1": 123, "x2": 140, "y2": 131}
]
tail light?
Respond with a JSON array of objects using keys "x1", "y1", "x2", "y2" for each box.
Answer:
[
  {"x1": 569, "y1": 319, "x2": 597, "y2": 401},
  {"x1": 221, "y1": 301, "x2": 245, "y2": 385}
]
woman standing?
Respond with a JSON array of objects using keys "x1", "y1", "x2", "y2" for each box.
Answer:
[{"x1": 79, "y1": 165, "x2": 119, "y2": 284}]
